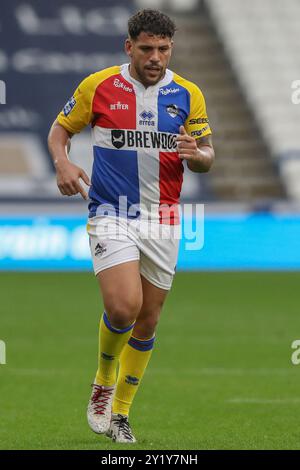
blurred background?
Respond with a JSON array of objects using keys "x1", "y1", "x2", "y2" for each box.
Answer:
[{"x1": 1, "y1": 0, "x2": 300, "y2": 270}]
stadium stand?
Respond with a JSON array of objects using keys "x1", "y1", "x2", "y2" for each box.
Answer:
[
  {"x1": 171, "y1": 4, "x2": 285, "y2": 201},
  {"x1": 206, "y1": 0, "x2": 300, "y2": 200},
  {"x1": 0, "y1": 133, "x2": 57, "y2": 198},
  {"x1": 0, "y1": 0, "x2": 289, "y2": 203}
]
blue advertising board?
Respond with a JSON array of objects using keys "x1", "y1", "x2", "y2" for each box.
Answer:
[{"x1": 0, "y1": 213, "x2": 300, "y2": 271}]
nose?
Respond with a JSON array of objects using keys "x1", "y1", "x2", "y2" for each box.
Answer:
[{"x1": 150, "y1": 48, "x2": 160, "y2": 63}]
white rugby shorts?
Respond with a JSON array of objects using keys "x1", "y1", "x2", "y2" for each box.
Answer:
[{"x1": 87, "y1": 216, "x2": 180, "y2": 290}]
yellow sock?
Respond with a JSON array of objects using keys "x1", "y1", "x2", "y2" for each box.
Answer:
[
  {"x1": 95, "y1": 312, "x2": 135, "y2": 387},
  {"x1": 112, "y1": 335, "x2": 155, "y2": 416}
]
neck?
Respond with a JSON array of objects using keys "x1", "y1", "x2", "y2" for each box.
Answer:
[
  {"x1": 128, "y1": 64, "x2": 147, "y2": 87},
  {"x1": 128, "y1": 64, "x2": 165, "y2": 88}
]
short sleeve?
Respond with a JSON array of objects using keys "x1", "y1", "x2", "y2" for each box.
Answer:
[
  {"x1": 185, "y1": 85, "x2": 212, "y2": 139},
  {"x1": 57, "y1": 74, "x2": 96, "y2": 134}
]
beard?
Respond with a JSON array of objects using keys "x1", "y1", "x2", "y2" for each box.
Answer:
[{"x1": 134, "y1": 62, "x2": 165, "y2": 87}]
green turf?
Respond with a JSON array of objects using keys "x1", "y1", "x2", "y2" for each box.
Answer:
[{"x1": 1, "y1": 272, "x2": 300, "y2": 450}]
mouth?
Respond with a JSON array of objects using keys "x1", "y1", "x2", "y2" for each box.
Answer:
[{"x1": 145, "y1": 66, "x2": 161, "y2": 73}]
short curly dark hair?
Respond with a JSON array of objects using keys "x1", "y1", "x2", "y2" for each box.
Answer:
[{"x1": 128, "y1": 9, "x2": 176, "y2": 40}]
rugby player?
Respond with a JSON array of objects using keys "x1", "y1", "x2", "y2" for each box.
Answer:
[{"x1": 48, "y1": 9, "x2": 214, "y2": 443}]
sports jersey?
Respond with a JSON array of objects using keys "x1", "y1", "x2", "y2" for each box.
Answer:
[{"x1": 57, "y1": 64, "x2": 211, "y2": 224}]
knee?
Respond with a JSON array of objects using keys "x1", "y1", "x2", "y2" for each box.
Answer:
[
  {"x1": 105, "y1": 297, "x2": 142, "y2": 330},
  {"x1": 133, "y1": 314, "x2": 159, "y2": 339}
]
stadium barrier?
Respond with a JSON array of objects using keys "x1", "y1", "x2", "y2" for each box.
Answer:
[{"x1": 0, "y1": 213, "x2": 300, "y2": 270}]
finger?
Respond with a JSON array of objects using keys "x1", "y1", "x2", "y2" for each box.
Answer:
[
  {"x1": 64, "y1": 182, "x2": 78, "y2": 196},
  {"x1": 179, "y1": 125, "x2": 188, "y2": 135},
  {"x1": 176, "y1": 135, "x2": 194, "y2": 144},
  {"x1": 177, "y1": 142, "x2": 196, "y2": 150},
  {"x1": 75, "y1": 181, "x2": 88, "y2": 200},
  {"x1": 58, "y1": 182, "x2": 73, "y2": 196},
  {"x1": 178, "y1": 154, "x2": 193, "y2": 160},
  {"x1": 58, "y1": 185, "x2": 67, "y2": 196},
  {"x1": 80, "y1": 170, "x2": 91, "y2": 186}
]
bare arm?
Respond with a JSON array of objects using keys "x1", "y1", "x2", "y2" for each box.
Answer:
[
  {"x1": 48, "y1": 120, "x2": 90, "y2": 200},
  {"x1": 176, "y1": 126, "x2": 215, "y2": 173}
]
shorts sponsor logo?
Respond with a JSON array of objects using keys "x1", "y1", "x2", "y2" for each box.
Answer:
[
  {"x1": 110, "y1": 102, "x2": 129, "y2": 110},
  {"x1": 125, "y1": 375, "x2": 139, "y2": 386},
  {"x1": 95, "y1": 242, "x2": 107, "y2": 257},
  {"x1": 166, "y1": 104, "x2": 179, "y2": 118},
  {"x1": 113, "y1": 78, "x2": 133, "y2": 93},
  {"x1": 111, "y1": 129, "x2": 177, "y2": 150},
  {"x1": 160, "y1": 87, "x2": 180, "y2": 95},
  {"x1": 139, "y1": 110, "x2": 155, "y2": 126},
  {"x1": 63, "y1": 96, "x2": 76, "y2": 116},
  {"x1": 189, "y1": 117, "x2": 209, "y2": 125}
]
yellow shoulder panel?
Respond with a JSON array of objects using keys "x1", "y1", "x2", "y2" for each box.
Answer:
[
  {"x1": 173, "y1": 73, "x2": 212, "y2": 139},
  {"x1": 57, "y1": 66, "x2": 120, "y2": 134}
]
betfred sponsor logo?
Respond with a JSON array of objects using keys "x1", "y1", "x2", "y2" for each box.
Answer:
[
  {"x1": 111, "y1": 129, "x2": 177, "y2": 150},
  {"x1": 113, "y1": 78, "x2": 133, "y2": 93},
  {"x1": 159, "y1": 87, "x2": 180, "y2": 96},
  {"x1": 110, "y1": 102, "x2": 129, "y2": 110}
]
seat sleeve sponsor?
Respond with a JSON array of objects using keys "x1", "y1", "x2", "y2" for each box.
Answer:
[
  {"x1": 173, "y1": 74, "x2": 212, "y2": 139},
  {"x1": 57, "y1": 66, "x2": 120, "y2": 134}
]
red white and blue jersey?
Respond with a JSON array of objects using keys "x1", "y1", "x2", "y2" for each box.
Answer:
[{"x1": 57, "y1": 64, "x2": 211, "y2": 224}]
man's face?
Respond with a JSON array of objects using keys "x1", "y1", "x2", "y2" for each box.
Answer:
[{"x1": 125, "y1": 32, "x2": 173, "y2": 87}]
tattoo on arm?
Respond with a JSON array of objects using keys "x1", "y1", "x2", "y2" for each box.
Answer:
[{"x1": 196, "y1": 134, "x2": 213, "y2": 148}]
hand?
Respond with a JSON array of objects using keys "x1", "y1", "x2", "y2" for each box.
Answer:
[
  {"x1": 55, "y1": 160, "x2": 91, "y2": 200},
  {"x1": 176, "y1": 126, "x2": 198, "y2": 162}
]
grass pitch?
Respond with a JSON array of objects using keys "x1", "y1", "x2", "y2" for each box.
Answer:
[{"x1": 1, "y1": 272, "x2": 300, "y2": 450}]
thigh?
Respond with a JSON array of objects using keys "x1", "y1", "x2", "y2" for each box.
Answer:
[
  {"x1": 97, "y1": 261, "x2": 143, "y2": 326},
  {"x1": 88, "y1": 215, "x2": 139, "y2": 276},
  {"x1": 133, "y1": 275, "x2": 169, "y2": 339},
  {"x1": 138, "y1": 224, "x2": 179, "y2": 291},
  {"x1": 88, "y1": 216, "x2": 143, "y2": 324}
]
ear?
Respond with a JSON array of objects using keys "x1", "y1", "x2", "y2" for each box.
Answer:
[{"x1": 125, "y1": 38, "x2": 133, "y2": 57}]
